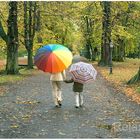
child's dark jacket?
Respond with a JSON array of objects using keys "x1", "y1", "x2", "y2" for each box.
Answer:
[{"x1": 64, "y1": 79, "x2": 83, "y2": 92}]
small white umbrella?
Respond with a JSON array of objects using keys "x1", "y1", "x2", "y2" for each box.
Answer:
[{"x1": 69, "y1": 62, "x2": 97, "y2": 84}]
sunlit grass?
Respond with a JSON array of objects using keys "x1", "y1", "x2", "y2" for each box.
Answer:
[
  {"x1": 96, "y1": 59, "x2": 139, "y2": 84},
  {"x1": 137, "y1": 86, "x2": 140, "y2": 94},
  {"x1": 94, "y1": 58, "x2": 140, "y2": 103},
  {"x1": 0, "y1": 68, "x2": 38, "y2": 85}
]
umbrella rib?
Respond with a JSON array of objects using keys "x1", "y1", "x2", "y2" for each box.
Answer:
[
  {"x1": 71, "y1": 72, "x2": 94, "y2": 81},
  {"x1": 35, "y1": 53, "x2": 50, "y2": 71}
]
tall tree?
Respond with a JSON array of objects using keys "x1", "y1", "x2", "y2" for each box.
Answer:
[
  {"x1": 24, "y1": 1, "x2": 37, "y2": 69},
  {"x1": 79, "y1": 2, "x2": 101, "y2": 60},
  {"x1": 127, "y1": 67, "x2": 140, "y2": 84},
  {"x1": 6, "y1": 1, "x2": 19, "y2": 74},
  {"x1": 0, "y1": 19, "x2": 7, "y2": 42},
  {"x1": 81, "y1": 3, "x2": 94, "y2": 60},
  {"x1": 99, "y1": 1, "x2": 111, "y2": 66},
  {"x1": 138, "y1": 44, "x2": 140, "y2": 58},
  {"x1": 83, "y1": 15, "x2": 93, "y2": 59},
  {"x1": 40, "y1": 2, "x2": 78, "y2": 48},
  {"x1": 114, "y1": 2, "x2": 132, "y2": 62},
  {"x1": 36, "y1": 3, "x2": 42, "y2": 43}
]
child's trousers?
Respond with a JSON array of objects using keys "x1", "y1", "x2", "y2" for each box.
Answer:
[{"x1": 74, "y1": 92, "x2": 83, "y2": 107}]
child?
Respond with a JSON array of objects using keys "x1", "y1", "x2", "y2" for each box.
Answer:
[{"x1": 64, "y1": 78, "x2": 84, "y2": 108}]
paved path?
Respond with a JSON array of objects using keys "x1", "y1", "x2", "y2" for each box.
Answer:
[{"x1": 0, "y1": 71, "x2": 140, "y2": 138}]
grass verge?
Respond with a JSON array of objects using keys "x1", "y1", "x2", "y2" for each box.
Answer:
[
  {"x1": 0, "y1": 67, "x2": 39, "y2": 85},
  {"x1": 93, "y1": 58, "x2": 140, "y2": 104}
]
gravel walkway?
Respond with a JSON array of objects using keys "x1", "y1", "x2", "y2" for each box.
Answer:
[{"x1": 0, "y1": 71, "x2": 140, "y2": 138}]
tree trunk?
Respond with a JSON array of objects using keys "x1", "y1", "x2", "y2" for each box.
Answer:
[
  {"x1": 85, "y1": 40, "x2": 92, "y2": 60},
  {"x1": 0, "y1": 20, "x2": 8, "y2": 42},
  {"x1": 115, "y1": 38, "x2": 124, "y2": 62},
  {"x1": 28, "y1": 1, "x2": 34, "y2": 69},
  {"x1": 27, "y1": 49, "x2": 33, "y2": 68},
  {"x1": 112, "y1": 45, "x2": 117, "y2": 61},
  {"x1": 6, "y1": 2, "x2": 19, "y2": 74},
  {"x1": 138, "y1": 44, "x2": 140, "y2": 59},
  {"x1": 84, "y1": 16, "x2": 93, "y2": 60},
  {"x1": 118, "y1": 46, "x2": 124, "y2": 62},
  {"x1": 24, "y1": 1, "x2": 37, "y2": 69},
  {"x1": 36, "y1": 5, "x2": 43, "y2": 43},
  {"x1": 61, "y1": 28, "x2": 67, "y2": 45},
  {"x1": 99, "y1": 1, "x2": 111, "y2": 66},
  {"x1": 92, "y1": 47, "x2": 98, "y2": 61},
  {"x1": 127, "y1": 67, "x2": 140, "y2": 84},
  {"x1": 116, "y1": 3, "x2": 131, "y2": 61}
]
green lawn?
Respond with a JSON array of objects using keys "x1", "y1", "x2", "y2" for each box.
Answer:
[
  {"x1": 94, "y1": 58, "x2": 140, "y2": 103},
  {"x1": 0, "y1": 68, "x2": 39, "y2": 85}
]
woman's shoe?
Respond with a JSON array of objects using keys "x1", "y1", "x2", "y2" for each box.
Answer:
[
  {"x1": 57, "y1": 100, "x2": 62, "y2": 106},
  {"x1": 75, "y1": 106, "x2": 79, "y2": 108}
]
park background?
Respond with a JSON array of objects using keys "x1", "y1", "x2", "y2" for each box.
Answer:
[{"x1": 0, "y1": 2, "x2": 140, "y2": 106}]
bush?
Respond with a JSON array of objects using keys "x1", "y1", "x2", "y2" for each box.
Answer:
[{"x1": 18, "y1": 50, "x2": 27, "y2": 57}]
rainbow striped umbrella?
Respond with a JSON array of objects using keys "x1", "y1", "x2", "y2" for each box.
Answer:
[
  {"x1": 34, "y1": 44, "x2": 73, "y2": 73},
  {"x1": 69, "y1": 62, "x2": 97, "y2": 84}
]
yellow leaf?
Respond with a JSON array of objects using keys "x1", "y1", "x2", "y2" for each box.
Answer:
[{"x1": 10, "y1": 124, "x2": 19, "y2": 128}]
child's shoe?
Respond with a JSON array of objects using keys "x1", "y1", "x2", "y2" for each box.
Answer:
[{"x1": 55, "y1": 105, "x2": 61, "y2": 108}]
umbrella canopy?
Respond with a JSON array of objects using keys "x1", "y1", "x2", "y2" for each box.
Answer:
[
  {"x1": 34, "y1": 44, "x2": 73, "y2": 73},
  {"x1": 69, "y1": 62, "x2": 97, "y2": 84},
  {"x1": 72, "y1": 55, "x2": 89, "y2": 63}
]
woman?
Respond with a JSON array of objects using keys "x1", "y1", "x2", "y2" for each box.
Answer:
[{"x1": 50, "y1": 70, "x2": 66, "y2": 107}]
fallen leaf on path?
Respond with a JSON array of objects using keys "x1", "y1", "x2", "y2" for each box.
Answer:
[
  {"x1": 22, "y1": 115, "x2": 31, "y2": 118},
  {"x1": 10, "y1": 124, "x2": 19, "y2": 128},
  {"x1": 0, "y1": 86, "x2": 8, "y2": 96},
  {"x1": 15, "y1": 100, "x2": 40, "y2": 105},
  {"x1": 59, "y1": 131, "x2": 66, "y2": 135}
]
